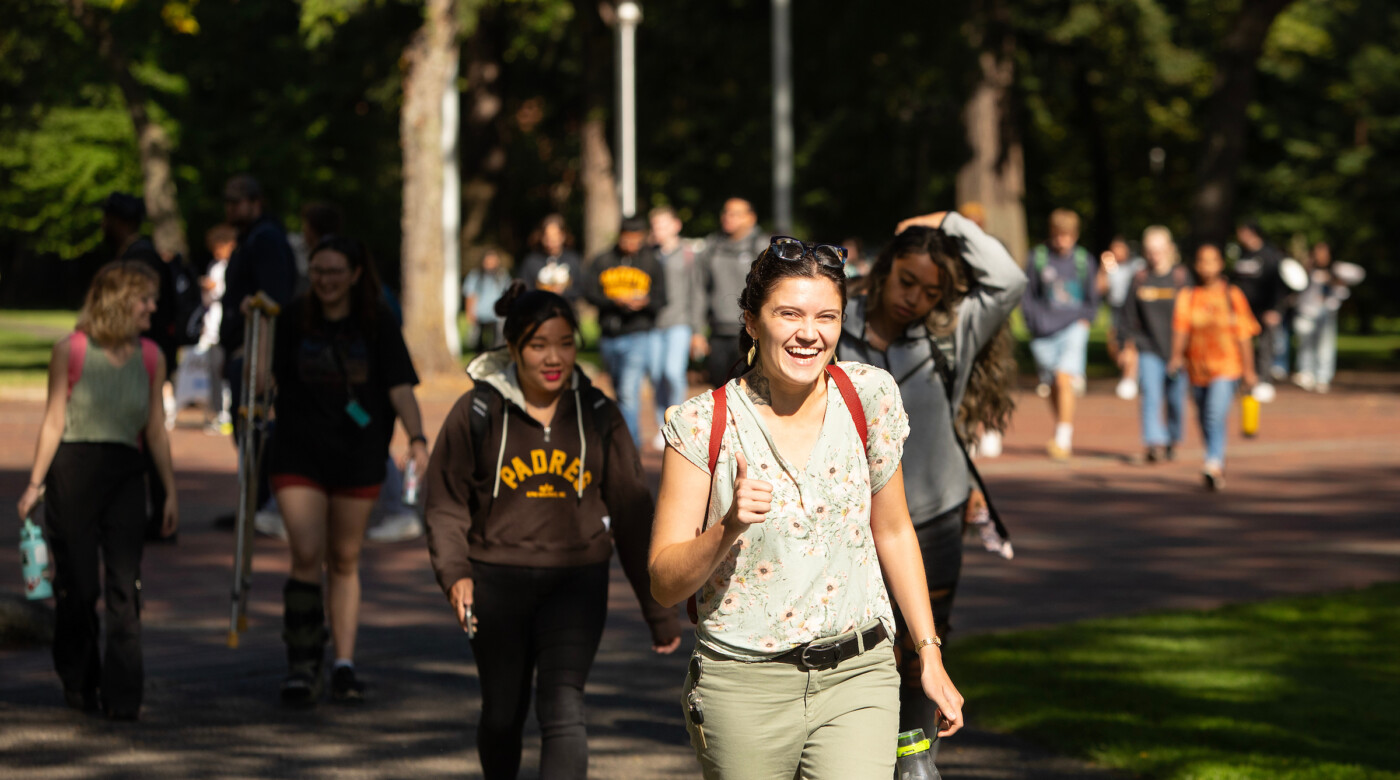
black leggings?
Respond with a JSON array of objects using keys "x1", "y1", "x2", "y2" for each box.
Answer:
[
  {"x1": 45, "y1": 442, "x2": 148, "y2": 714},
  {"x1": 469, "y1": 560, "x2": 610, "y2": 780},
  {"x1": 890, "y1": 502, "x2": 965, "y2": 741}
]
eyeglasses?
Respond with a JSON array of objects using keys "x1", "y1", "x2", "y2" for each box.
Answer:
[{"x1": 770, "y1": 236, "x2": 848, "y2": 269}]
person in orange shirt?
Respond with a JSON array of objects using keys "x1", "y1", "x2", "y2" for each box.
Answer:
[{"x1": 1168, "y1": 244, "x2": 1259, "y2": 491}]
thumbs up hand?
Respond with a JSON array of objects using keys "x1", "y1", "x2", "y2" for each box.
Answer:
[{"x1": 723, "y1": 452, "x2": 773, "y2": 531}]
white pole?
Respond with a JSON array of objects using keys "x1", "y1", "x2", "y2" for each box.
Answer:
[
  {"x1": 617, "y1": 2, "x2": 642, "y2": 217},
  {"x1": 772, "y1": 0, "x2": 792, "y2": 234},
  {"x1": 441, "y1": 51, "x2": 462, "y2": 356}
]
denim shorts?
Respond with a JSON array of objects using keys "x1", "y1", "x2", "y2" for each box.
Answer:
[{"x1": 1029, "y1": 320, "x2": 1090, "y2": 383}]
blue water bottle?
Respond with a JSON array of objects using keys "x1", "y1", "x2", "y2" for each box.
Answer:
[{"x1": 20, "y1": 514, "x2": 54, "y2": 600}]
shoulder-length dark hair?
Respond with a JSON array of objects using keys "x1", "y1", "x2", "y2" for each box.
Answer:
[
  {"x1": 495, "y1": 279, "x2": 580, "y2": 351},
  {"x1": 304, "y1": 236, "x2": 382, "y2": 336}
]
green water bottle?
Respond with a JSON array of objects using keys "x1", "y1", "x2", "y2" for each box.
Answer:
[{"x1": 895, "y1": 728, "x2": 941, "y2": 780}]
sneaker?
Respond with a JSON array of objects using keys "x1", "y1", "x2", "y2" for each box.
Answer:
[
  {"x1": 1291, "y1": 372, "x2": 1316, "y2": 391},
  {"x1": 330, "y1": 666, "x2": 365, "y2": 704},
  {"x1": 1203, "y1": 465, "x2": 1225, "y2": 492},
  {"x1": 366, "y1": 511, "x2": 423, "y2": 543},
  {"x1": 1035, "y1": 382, "x2": 1051, "y2": 399},
  {"x1": 1144, "y1": 446, "x2": 1163, "y2": 464},
  {"x1": 254, "y1": 510, "x2": 288, "y2": 540},
  {"x1": 1046, "y1": 440, "x2": 1071, "y2": 461},
  {"x1": 1315, "y1": 382, "x2": 1330, "y2": 394},
  {"x1": 281, "y1": 668, "x2": 322, "y2": 708},
  {"x1": 1269, "y1": 365, "x2": 1288, "y2": 382},
  {"x1": 1165, "y1": 444, "x2": 1177, "y2": 462},
  {"x1": 1252, "y1": 382, "x2": 1277, "y2": 403}
]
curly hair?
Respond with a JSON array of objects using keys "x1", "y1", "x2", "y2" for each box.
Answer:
[
  {"x1": 734, "y1": 244, "x2": 848, "y2": 381},
  {"x1": 865, "y1": 226, "x2": 1016, "y2": 443},
  {"x1": 76, "y1": 261, "x2": 160, "y2": 347}
]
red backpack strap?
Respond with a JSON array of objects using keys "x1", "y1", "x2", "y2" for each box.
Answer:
[
  {"x1": 66, "y1": 331, "x2": 88, "y2": 399},
  {"x1": 139, "y1": 338, "x2": 160, "y2": 387},
  {"x1": 691, "y1": 384, "x2": 729, "y2": 625},
  {"x1": 825, "y1": 364, "x2": 867, "y2": 449},
  {"x1": 707, "y1": 385, "x2": 727, "y2": 474}
]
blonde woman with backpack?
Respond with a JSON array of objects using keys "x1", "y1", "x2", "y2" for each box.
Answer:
[{"x1": 16, "y1": 261, "x2": 177, "y2": 720}]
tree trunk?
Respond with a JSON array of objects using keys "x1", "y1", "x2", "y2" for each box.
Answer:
[
  {"x1": 1074, "y1": 59, "x2": 1115, "y2": 251},
  {"x1": 400, "y1": 0, "x2": 462, "y2": 376},
  {"x1": 1190, "y1": 0, "x2": 1294, "y2": 245},
  {"x1": 955, "y1": 0, "x2": 1028, "y2": 263},
  {"x1": 460, "y1": 8, "x2": 506, "y2": 253},
  {"x1": 68, "y1": 0, "x2": 187, "y2": 258},
  {"x1": 576, "y1": 0, "x2": 620, "y2": 260}
]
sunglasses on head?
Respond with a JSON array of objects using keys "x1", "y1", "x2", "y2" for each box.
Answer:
[{"x1": 769, "y1": 236, "x2": 848, "y2": 269}]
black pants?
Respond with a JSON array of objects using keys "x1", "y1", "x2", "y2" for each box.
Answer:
[
  {"x1": 890, "y1": 502, "x2": 965, "y2": 743},
  {"x1": 45, "y1": 442, "x2": 148, "y2": 714},
  {"x1": 469, "y1": 561, "x2": 610, "y2": 780},
  {"x1": 706, "y1": 333, "x2": 742, "y2": 385}
]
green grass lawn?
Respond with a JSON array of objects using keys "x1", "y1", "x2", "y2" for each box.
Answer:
[
  {"x1": 947, "y1": 583, "x2": 1400, "y2": 780},
  {"x1": 0, "y1": 311, "x2": 75, "y2": 386}
]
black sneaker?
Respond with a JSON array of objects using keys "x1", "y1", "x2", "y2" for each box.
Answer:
[
  {"x1": 1164, "y1": 444, "x2": 1176, "y2": 462},
  {"x1": 330, "y1": 666, "x2": 365, "y2": 704},
  {"x1": 281, "y1": 668, "x2": 322, "y2": 708},
  {"x1": 1144, "y1": 446, "x2": 1162, "y2": 464},
  {"x1": 63, "y1": 688, "x2": 99, "y2": 714}
]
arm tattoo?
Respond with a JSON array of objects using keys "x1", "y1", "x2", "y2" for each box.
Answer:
[{"x1": 744, "y1": 370, "x2": 773, "y2": 407}]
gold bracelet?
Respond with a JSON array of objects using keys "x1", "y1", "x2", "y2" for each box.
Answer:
[{"x1": 914, "y1": 636, "x2": 942, "y2": 651}]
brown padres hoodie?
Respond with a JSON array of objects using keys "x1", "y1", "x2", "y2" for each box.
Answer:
[{"x1": 423, "y1": 350, "x2": 678, "y2": 643}]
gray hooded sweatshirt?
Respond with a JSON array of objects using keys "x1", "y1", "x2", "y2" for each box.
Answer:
[{"x1": 837, "y1": 212, "x2": 1027, "y2": 523}]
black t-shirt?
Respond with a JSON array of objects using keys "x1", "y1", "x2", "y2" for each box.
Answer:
[{"x1": 272, "y1": 298, "x2": 419, "y2": 462}]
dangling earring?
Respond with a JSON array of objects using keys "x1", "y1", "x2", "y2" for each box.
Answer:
[{"x1": 746, "y1": 340, "x2": 758, "y2": 366}]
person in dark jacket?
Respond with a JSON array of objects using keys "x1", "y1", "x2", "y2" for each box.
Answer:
[
  {"x1": 693, "y1": 197, "x2": 768, "y2": 384},
  {"x1": 581, "y1": 215, "x2": 668, "y2": 447},
  {"x1": 517, "y1": 214, "x2": 584, "y2": 304},
  {"x1": 1121, "y1": 226, "x2": 1191, "y2": 464},
  {"x1": 1233, "y1": 220, "x2": 1289, "y2": 384},
  {"x1": 424, "y1": 281, "x2": 680, "y2": 780}
]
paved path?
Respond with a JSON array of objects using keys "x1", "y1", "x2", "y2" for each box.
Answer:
[{"x1": 1, "y1": 372, "x2": 1396, "y2": 779}]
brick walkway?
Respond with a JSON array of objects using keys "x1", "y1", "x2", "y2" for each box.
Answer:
[{"x1": 1, "y1": 371, "x2": 1396, "y2": 779}]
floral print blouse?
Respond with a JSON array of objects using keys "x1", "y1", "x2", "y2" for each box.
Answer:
[{"x1": 662, "y1": 362, "x2": 910, "y2": 661}]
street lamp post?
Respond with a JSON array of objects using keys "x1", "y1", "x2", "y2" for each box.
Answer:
[
  {"x1": 616, "y1": 1, "x2": 642, "y2": 218},
  {"x1": 772, "y1": 0, "x2": 792, "y2": 234}
]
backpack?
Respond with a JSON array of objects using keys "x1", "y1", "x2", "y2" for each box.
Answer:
[
  {"x1": 466, "y1": 378, "x2": 616, "y2": 513},
  {"x1": 67, "y1": 331, "x2": 160, "y2": 398},
  {"x1": 686, "y1": 363, "x2": 868, "y2": 623},
  {"x1": 1031, "y1": 244, "x2": 1091, "y2": 288}
]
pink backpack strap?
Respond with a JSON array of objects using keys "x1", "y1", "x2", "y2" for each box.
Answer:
[
  {"x1": 66, "y1": 331, "x2": 88, "y2": 399},
  {"x1": 825, "y1": 364, "x2": 868, "y2": 449},
  {"x1": 139, "y1": 338, "x2": 160, "y2": 387}
]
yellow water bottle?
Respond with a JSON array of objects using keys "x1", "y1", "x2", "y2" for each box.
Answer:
[{"x1": 1240, "y1": 394, "x2": 1260, "y2": 438}]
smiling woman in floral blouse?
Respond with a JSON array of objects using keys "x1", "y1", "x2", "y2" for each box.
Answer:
[{"x1": 649, "y1": 238, "x2": 964, "y2": 780}]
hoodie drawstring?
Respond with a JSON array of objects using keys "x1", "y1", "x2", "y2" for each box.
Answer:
[
  {"x1": 491, "y1": 410, "x2": 510, "y2": 499},
  {"x1": 574, "y1": 387, "x2": 586, "y2": 501}
]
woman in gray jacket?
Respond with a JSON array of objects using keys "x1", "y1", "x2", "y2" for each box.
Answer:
[{"x1": 836, "y1": 209, "x2": 1026, "y2": 742}]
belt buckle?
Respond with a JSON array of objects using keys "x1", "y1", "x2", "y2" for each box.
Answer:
[{"x1": 800, "y1": 640, "x2": 842, "y2": 671}]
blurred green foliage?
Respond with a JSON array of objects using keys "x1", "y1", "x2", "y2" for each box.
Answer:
[{"x1": 1, "y1": 0, "x2": 1397, "y2": 323}]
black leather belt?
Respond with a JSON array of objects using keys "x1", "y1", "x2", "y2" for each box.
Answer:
[{"x1": 771, "y1": 622, "x2": 889, "y2": 671}]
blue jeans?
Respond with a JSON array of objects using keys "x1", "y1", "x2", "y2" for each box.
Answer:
[
  {"x1": 1192, "y1": 379, "x2": 1237, "y2": 467},
  {"x1": 648, "y1": 325, "x2": 692, "y2": 430},
  {"x1": 599, "y1": 330, "x2": 651, "y2": 447},
  {"x1": 1295, "y1": 310, "x2": 1337, "y2": 385},
  {"x1": 1137, "y1": 351, "x2": 1187, "y2": 447}
]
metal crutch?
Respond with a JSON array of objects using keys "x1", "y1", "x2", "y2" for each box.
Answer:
[{"x1": 228, "y1": 292, "x2": 281, "y2": 648}]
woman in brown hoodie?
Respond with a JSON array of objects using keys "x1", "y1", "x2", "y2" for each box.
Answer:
[{"x1": 424, "y1": 281, "x2": 680, "y2": 780}]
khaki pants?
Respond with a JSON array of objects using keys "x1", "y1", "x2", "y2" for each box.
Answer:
[{"x1": 682, "y1": 625, "x2": 899, "y2": 780}]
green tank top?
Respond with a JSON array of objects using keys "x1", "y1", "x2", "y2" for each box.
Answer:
[{"x1": 63, "y1": 339, "x2": 151, "y2": 448}]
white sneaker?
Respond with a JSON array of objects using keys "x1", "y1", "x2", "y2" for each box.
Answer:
[
  {"x1": 1291, "y1": 372, "x2": 1316, "y2": 391},
  {"x1": 977, "y1": 430, "x2": 1003, "y2": 458},
  {"x1": 1252, "y1": 382, "x2": 1277, "y2": 403},
  {"x1": 1115, "y1": 377, "x2": 1139, "y2": 401},
  {"x1": 367, "y1": 511, "x2": 423, "y2": 542},
  {"x1": 1315, "y1": 382, "x2": 1330, "y2": 394},
  {"x1": 254, "y1": 510, "x2": 287, "y2": 540}
]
